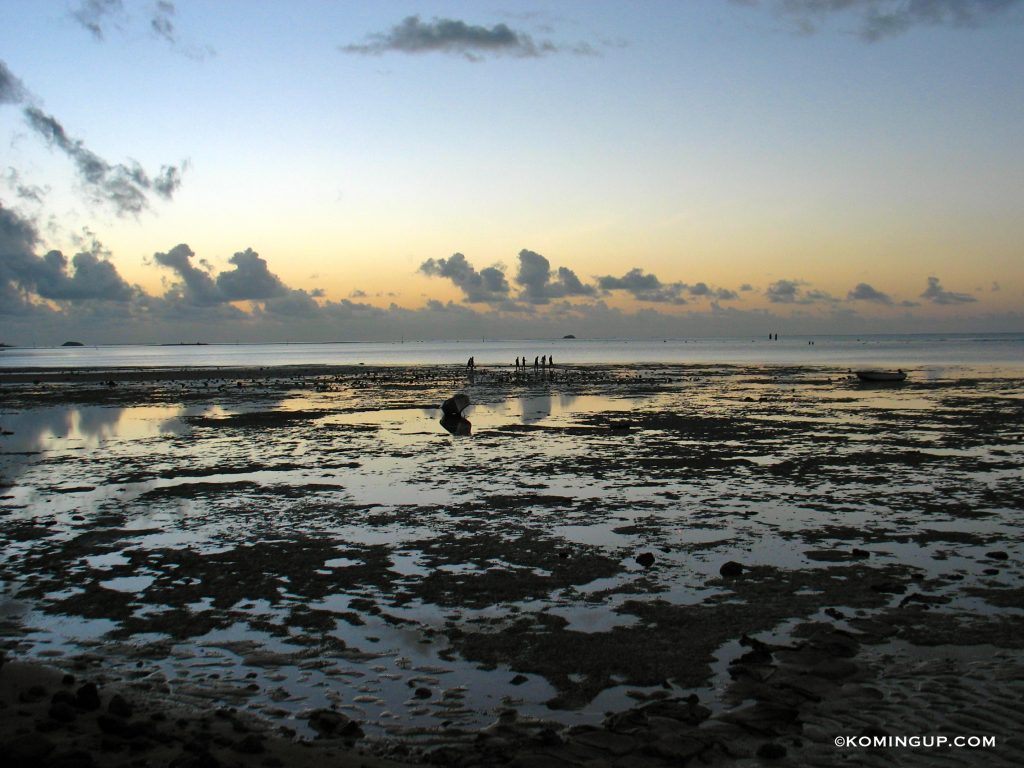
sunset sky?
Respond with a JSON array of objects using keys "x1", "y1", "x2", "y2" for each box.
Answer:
[{"x1": 2, "y1": 1, "x2": 1022, "y2": 344}]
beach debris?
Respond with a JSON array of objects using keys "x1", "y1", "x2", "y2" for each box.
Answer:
[
  {"x1": 440, "y1": 414, "x2": 472, "y2": 436},
  {"x1": 719, "y1": 561, "x2": 745, "y2": 577},
  {"x1": 441, "y1": 393, "x2": 470, "y2": 417},
  {"x1": 636, "y1": 552, "x2": 656, "y2": 568}
]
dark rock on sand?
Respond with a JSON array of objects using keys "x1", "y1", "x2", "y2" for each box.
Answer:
[
  {"x1": 75, "y1": 682, "x2": 101, "y2": 711},
  {"x1": 636, "y1": 552, "x2": 656, "y2": 568},
  {"x1": 306, "y1": 708, "x2": 363, "y2": 739},
  {"x1": 5, "y1": 732, "x2": 56, "y2": 765},
  {"x1": 757, "y1": 741, "x2": 788, "y2": 759},
  {"x1": 49, "y1": 700, "x2": 78, "y2": 722},
  {"x1": 987, "y1": 550, "x2": 1009, "y2": 560},
  {"x1": 107, "y1": 693, "x2": 133, "y2": 718},
  {"x1": 720, "y1": 560, "x2": 744, "y2": 577},
  {"x1": 231, "y1": 734, "x2": 265, "y2": 754}
]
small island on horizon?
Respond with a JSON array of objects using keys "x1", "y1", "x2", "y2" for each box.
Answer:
[{"x1": 61, "y1": 341, "x2": 85, "y2": 347}]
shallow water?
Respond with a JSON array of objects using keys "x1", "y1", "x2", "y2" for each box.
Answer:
[{"x1": 1, "y1": 362, "x2": 1022, "y2": 740}]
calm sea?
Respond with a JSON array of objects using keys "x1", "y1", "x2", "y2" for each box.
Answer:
[{"x1": 1, "y1": 333, "x2": 1022, "y2": 372}]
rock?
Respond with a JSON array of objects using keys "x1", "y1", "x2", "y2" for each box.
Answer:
[
  {"x1": 61, "y1": 674, "x2": 76, "y2": 686},
  {"x1": 757, "y1": 742, "x2": 787, "y2": 759},
  {"x1": 987, "y1": 551, "x2": 1009, "y2": 561},
  {"x1": 569, "y1": 727, "x2": 639, "y2": 756},
  {"x1": 307, "y1": 708, "x2": 363, "y2": 739},
  {"x1": 510, "y1": 674, "x2": 528, "y2": 686},
  {"x1": 636, "y1": 552, "x2": 656, "y2": 568},
  {"x1": 19, "y1": 684, "x2": 48, "y2": 703},
  {"x1": 719, "y1": 561, "x2": 744, "y2": 577},
  {"x1": 75, "y1": 682, "x2": 101, "y2": 711},
  {"x1": 851, "y1": 548, "x2": 871, "y2": 559},
  {"x1": 231, "y1": 735, "x2": 264, "y2": 754},
  {"x1": 809, "y1": 659, "x2": 859, "y2": 681},
  {"x1": 5, "y1": 733, "x2": 56, "y2": 764},
  {"x1": 107, "y1": 694, "x2": 133, "y2": 718},
  {"x1": 48, "y1": 701, "x2": 78, "y2": 723},
  {"x1": 414, "y1": 687, "x2": 432, "y2": 699}
]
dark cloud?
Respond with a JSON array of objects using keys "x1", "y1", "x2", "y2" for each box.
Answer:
[
  {"x1": 216, "y1": 248, "x2": 289, "y2": 301},
  {"x1": 419, "y1": 252, "x2": 511, "y2": 304},
  {"x1": 2, "y1": 168, "x2": 48, "y2": 204},
  {"x1": 597, "y1": 267, "x2": 687, "y2": 304},
  {"x1": 34, "y1": 249, "x2": 135, "y2": 302},
  {"x1": 740, "y1": 283, "x2": 754, "y2": 292},
  {"x1": 764, "y1": 278, "x2": 802, "y2": 303},
  {"x1": 341, "y1": 15, "x2": 564, "y2": 60},
  {"x1": 71, "y1": 0, "x2": 124, "y2": 41},
  {"x1": 737, "y1": 0, "x2": 1024, "y2": 41},
  {"x1": 23, "y1": 107, "x2": 186, "y2": 217},
  {"x1": 152, "y1": 1, "x2": 176, "y2": 44},
  {"x1": 765, "y1": 278, "x2": 837, "y2": 304},
  {"x1": 921, "y1": 276, "x2": 976, "y2": 305},
  {"x1": 0, "y1": 205, "x2": 134, "y2": 309},
  {"x1": 847, "y1": 282, "x2": 893, "y2": 304},
  {"x1": 0, "y1": 60, "x2": 28, "y2": 105},
  {"x1": 515, "y1": 249, "x2": 596, "y2": 304},
  {"x1": 153, "y1": 244, "x2": 223, "y2": 305}
]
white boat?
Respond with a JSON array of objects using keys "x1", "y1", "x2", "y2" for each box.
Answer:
[{"x1": 855, "y1": 369, "x2": 907, "y2": 382}]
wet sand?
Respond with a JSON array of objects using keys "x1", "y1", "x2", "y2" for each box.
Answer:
[{"x1": 1, "y1": 362, "x2": 1023, "y2": 765}]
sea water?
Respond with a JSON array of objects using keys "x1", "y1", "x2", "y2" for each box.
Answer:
[{"x1": 1, "y1": 333, "x2": 1022, "y2": 371}]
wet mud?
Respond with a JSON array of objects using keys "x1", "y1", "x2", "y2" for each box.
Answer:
[{"x1": 1, "y1": 362, "x2": 1023, "y2": 764}]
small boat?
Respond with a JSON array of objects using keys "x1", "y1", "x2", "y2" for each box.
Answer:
[{"x1": 855, "y1": 369, "x2": 907, "y2": 382}]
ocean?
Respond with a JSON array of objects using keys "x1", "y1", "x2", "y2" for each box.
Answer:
[{"x1": 1, "y1": 333, "x2": 1022, "y2": 371}]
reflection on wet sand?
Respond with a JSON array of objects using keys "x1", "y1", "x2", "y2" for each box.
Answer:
[{"x1": 0, "y1": 362, "x2": 1022, "y2": 760}]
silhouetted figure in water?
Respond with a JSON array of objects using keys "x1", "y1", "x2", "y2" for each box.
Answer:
[
  {"x1": 534, "y1": 356, "x2": 539, "y2": 369},
  {"x1": 549, "y1": 355, "x2": 554, "y2": 366},
  {"x1": 515, "y1": 356, "x2": 520, "y2": 369},
  {"x1": 541, "y1": 355, "x2": 547, "y2": 368},
  {"x1": 466, "y1": 356, "x2": 475, "y2": 370}
]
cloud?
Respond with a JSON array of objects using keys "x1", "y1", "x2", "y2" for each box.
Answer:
[
  {"x1": 847, "y1": 282, "x2": 893, "y2": 304},
  {"x1": 921, "y1": 276, "x2": 976, "y2": 305},
  {"x1": 0, "y1": 60, "x2": 28, "y2": 105},
  {"x1": 151, "y1": 1, "x2": 176, "y2": 44},
  {"x1": 153, "y1": 244, "x2": 223, "y2": 305},
  {"x1": 71, "y1": 0, "x2": 124, "y2": 41},
  {"x1": 341, "y1": 15, "x2": 567, "y2": 60},
  {"x1": 736, "y1": 0, "x2": 1024, "y2": 41},
  {"x1": 419, "y1": 252, "x2": 511, "y2": 304},
  {"x1": 765, "y1": 278, "x2": 837, "y2": 304},
  {"x1": 34, "y1": 248, "x2": 135, "y2": 302},
  {"x1": 0, "y1": 205, "x2": 135, "y2": 310},
  {"x1": 23, "y1": 106, "x2": 186, "y2": 217},
  {"x1": 216, "y1": 248, "x2": 289, "y2": 301},
  {"x1": 2, "y1": 168, "x2": 48, "y2": 204},
  {"x1": 515, "y1": 249, "x2": 596, "y2": 304},
  {"x1": 764, "y1": 278, "x2": 802, "y2": 303},
  {"x1": 597, "y1": 267, "x2": 687, "y2": 304}
]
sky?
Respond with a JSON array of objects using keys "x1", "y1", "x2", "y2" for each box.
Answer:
[{"x1": 1, "y1": 0, "x2": 1022, "y2": 344}]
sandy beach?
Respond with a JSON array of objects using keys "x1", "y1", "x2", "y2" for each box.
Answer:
[{"x1": 2, "y1": 362, "x2": 1023, "y2": 766}]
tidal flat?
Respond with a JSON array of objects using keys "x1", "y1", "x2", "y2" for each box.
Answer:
[{"x1": 1, "y1": 363, "x2": 1023, "y2": 766}]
